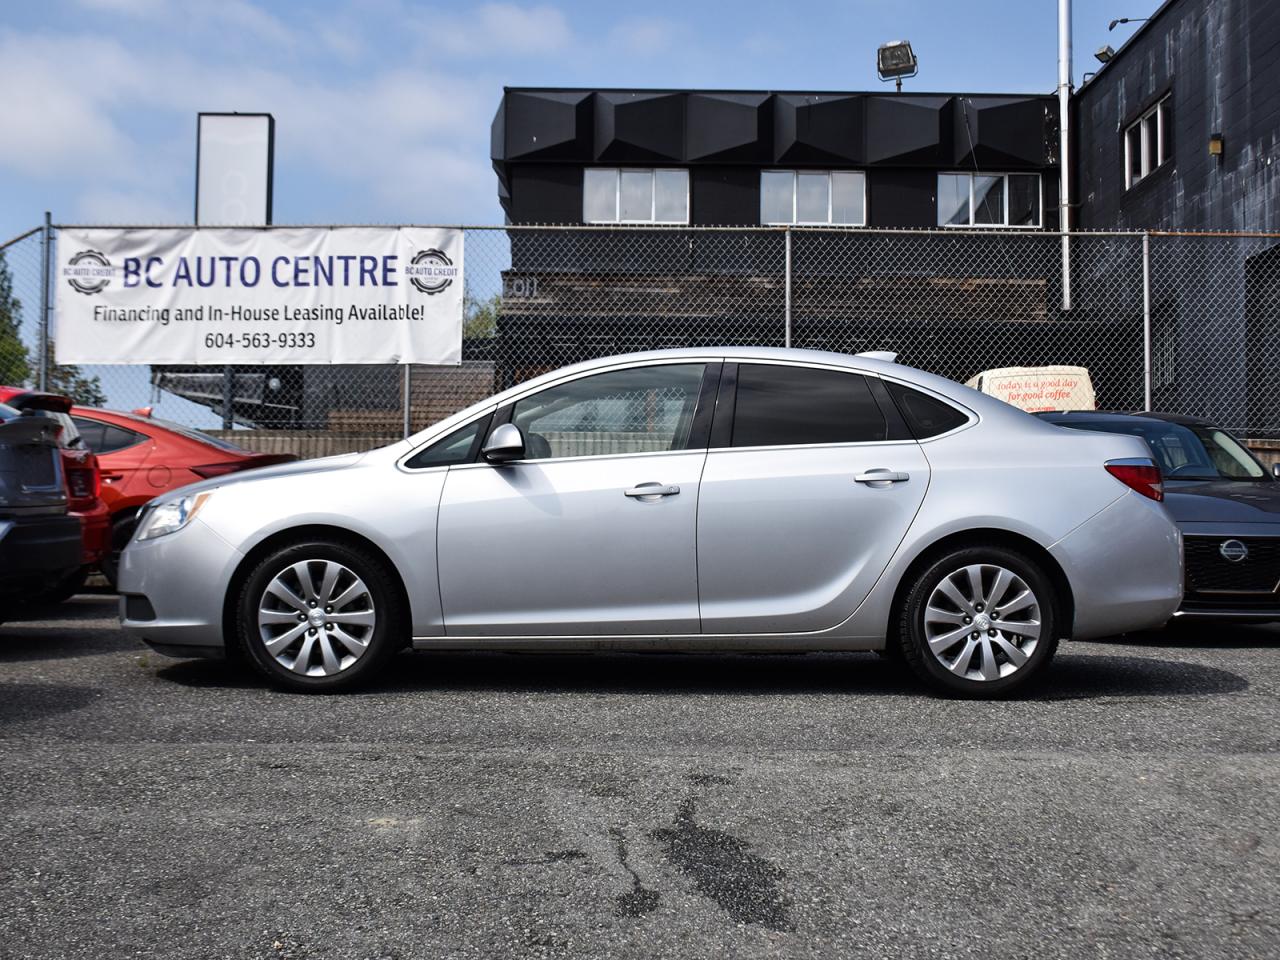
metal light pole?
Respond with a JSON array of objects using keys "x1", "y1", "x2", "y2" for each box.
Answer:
[{"x1": 1058, "y1": 0, "x2": 1073, "y2": 311}]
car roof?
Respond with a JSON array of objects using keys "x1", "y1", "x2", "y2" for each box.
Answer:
[{"x1": 403, "y1": 346, "x2": 1053, "y2": 448}]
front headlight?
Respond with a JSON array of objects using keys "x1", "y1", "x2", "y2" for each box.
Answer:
[{"x1": 136, "y1": 492, "x2": 213, "y2": 541}]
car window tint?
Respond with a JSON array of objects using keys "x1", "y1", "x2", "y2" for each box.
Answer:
[
  {"x1": 71, "y1": 417, "x2": 108, "y2": 452},
  {"x1": 511, "y1": 364, "x2": 705, "y2": 460},
  {"x1": 731, "y1": 364, "x2": 886, "y2": 447},
  {"x1": 405, "y1": 417, "x2": 488, "y2": 469},
  {"x1": 885, "y1": 381, "x2": 969, "y2": 438},
  {"x1": 73, "y1": 417, "x2": 144, "y2": 454}
]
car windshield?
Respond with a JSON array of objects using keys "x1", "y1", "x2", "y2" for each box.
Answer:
[{"x1": 1057, "y1": 417, "x2": 1268, "y2": 481}]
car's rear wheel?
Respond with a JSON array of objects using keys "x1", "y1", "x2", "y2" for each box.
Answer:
[
  {"x1": 236, "y1": 540, "x2": 406, "y2": 693},
  {"x1": 896, "y1": 546, "x2": 1059, "y2": 698}
]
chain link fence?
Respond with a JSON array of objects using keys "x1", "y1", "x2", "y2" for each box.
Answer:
[{"x1": 1, "y1": 224, "x2": 1278, "y2": 458}]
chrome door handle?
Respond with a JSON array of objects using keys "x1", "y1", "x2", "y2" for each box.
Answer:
[
  {"x1": 624, "y1": 483, "x2": 681, "y2": 499},
  {"x1": 855, "y1": 469, "x2": 910, "y2": 485}
]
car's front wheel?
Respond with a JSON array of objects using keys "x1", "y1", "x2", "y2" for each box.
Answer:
[
  {"x1": 896, "y1": 546, "x2": 1059, "y2": 698},
  {"x1": 236, "y1": 540, "x2": 406, "y2": 692}
]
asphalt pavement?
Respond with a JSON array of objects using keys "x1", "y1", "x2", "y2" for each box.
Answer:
[{"x1": 1, "y1": 592, "x2": 1277, "y2": 959}]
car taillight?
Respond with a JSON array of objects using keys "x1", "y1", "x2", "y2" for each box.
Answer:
[
  {"x1": 190, "y1": 461, "x2": 248, "y2": 479},
  {"x1": 66, "y1": 465, "x2": 100, "y2": 505},
  {"x1": 1105, "y1": 459, "x2": 1164, "y2": 502}
]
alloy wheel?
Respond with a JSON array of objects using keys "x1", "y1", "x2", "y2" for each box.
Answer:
[
  {"x1": 922, "y1": 563, "x2": 1042, "y2": 682},
  {"x1": 257, "y1": 559, "x2": 377, "y2": 677}
]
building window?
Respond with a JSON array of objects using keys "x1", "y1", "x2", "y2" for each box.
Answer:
[
  {"x1": 937, "y1": 172, "x2": 1041, "y2": 227},
  {"x1": 583, "y1": 168, "x2": 689, "y2": 223},
  {"x1": 760, "y1": 170, "x2": 866, "y2": 225},
  {"x1": 1125, "y1": 95, "x2": 1172, "y2": 189}
]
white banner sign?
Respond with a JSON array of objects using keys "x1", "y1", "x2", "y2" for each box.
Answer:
[{"x1": 54, "y1": 227, "x2": 464, "y2": 365}]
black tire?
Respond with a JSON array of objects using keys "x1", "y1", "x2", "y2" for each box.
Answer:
[
  {"x1": 895, "y1": 545, "x2": 1060, "y2": 698},
  {"x1": 38, "y1": 566, "x2": 90, "y2": 605},
  {"x1": 99, "y1": 514, "x2": 139, "y2": 590},
  {"x1": 235, "y1": 539, "x2": 407, "y2": 693}
]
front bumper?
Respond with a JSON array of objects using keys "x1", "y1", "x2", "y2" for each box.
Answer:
[
  {"x1": 1050, "y1": 491, "x2": 1184, "y2": 639},
  {"x1": 1176, "y1": 522, "x2": 1280, "y2": 621},
  {"x1": 117, "y1": 516, "x2": 243, "y2": 657}
]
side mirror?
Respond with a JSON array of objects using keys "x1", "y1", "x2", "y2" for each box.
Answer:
[
  {"x1": 1272, "y1": 462, "x2": 1280, "y2": 480},
  {"x1": 481, "y1": 423, "x2": 525, "y2": 464}
]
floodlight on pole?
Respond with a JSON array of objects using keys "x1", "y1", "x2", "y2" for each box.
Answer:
[
  {"x1": 1108, "y1": 16, "x2": 1149, "y2": 31},
  {"x1": 877, "y1": 40, "x2": 918, "y2": 93},
  {"x1": 1095, "y1": 44, "x2": 1115, "y2": 63}
]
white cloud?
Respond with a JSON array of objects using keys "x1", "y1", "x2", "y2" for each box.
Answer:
[
  {"x1": 429, "y1": 3, "x2": 572, "y2": 57},
  {"x1": 608, "y1": 17, "x2": 680, "y2": 57},
  {"x1": 75, "y1": 0, "x2": 169, "y2": 15}
]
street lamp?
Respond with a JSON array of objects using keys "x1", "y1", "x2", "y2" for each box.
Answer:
[
  {"x1": 877, "y1": 40, "x2": 918, "y2": 92},
  {"x1": 1108, "y1": 17, "x2": 1149, "y2": 30}
]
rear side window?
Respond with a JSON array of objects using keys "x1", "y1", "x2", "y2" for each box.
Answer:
[
  {"x1": 731, "y1": 364, "x2": 887, "y2": 447},
  {"x1": 72, "y1": 417, "x2": 145, "y2": 454},
  {"x1": 885, "y1": 382, "x2": 969, "y2": 438}
]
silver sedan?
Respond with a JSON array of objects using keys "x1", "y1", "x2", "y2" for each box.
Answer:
[{"x1": 119, "y1": 348, "x2": 1183, "y2": 697}]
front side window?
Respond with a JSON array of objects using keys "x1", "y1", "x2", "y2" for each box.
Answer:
[
  {"x1": 938, "y1": 172, "x2": 1041, "y2": 227},
  {"x1": 1125, "y1": 94, "x2": 1172, "y2": 189},
  {"x1": 405, "y1": 415, "x2": 490, "y2": 469},
  {"x1": 761, "y1": 170, "x2": 866, "y2": 225},
  {"x1": 731, "y1": 364, "x2": 886, "y2": 447},
  {"x1": 583, "y1": 168, "x2": 689, "y2": 224},
  {"x1": 509, "y1": 364, "x2": 705, "y2": 460}
]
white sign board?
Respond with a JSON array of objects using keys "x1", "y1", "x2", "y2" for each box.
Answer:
[
  {"x1": 55, "y1": 227, "x2": 464, "y2": 365},
  {"x1": 197, "y1": 114, "x2": 272, "y2": 226},
  {"x1": 965, "y1": 365, "x2": 1096, "y2": 412}
]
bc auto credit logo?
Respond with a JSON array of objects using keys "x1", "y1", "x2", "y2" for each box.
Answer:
[
  {"x1": 405, "y1": 249, "x2": 458, "y2": 295},
  {"x1": 63, "y1": 250, "x2": 114, "y2": 295}
]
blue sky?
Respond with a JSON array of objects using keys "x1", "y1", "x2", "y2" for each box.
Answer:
[{"x1": 0, "y1": 0, "x2": 1162, "y2": 242}]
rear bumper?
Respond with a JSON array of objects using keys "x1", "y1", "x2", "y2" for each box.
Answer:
[
  {"x1": 71, "y1": 500, "x2": 111, "y2": 565},
  {"x1": 1050, "y1": 492, "x2": 1184, "y2": 639},
  {"x1": 0, "y1": 514, "x2": 83, "y2": 591},
  {"x1": 117, "y1": 517, "x2": 242, "y2": 656}
]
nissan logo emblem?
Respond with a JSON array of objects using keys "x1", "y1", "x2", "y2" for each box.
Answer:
[{"x1": 1219, "y1": 539, "x2": 1249, "y2": 562}]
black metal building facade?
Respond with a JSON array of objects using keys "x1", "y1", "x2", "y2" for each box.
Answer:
[{"x1": 492, "y1": 89, "x2": 1059, "y2": 228}]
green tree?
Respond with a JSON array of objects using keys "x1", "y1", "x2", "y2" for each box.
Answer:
[
  {"x1": 463, "y1": 284, "x2": 500, "y2": 340},
  {"x1": 0, "y1": 251, "x2": 33, "y2": 386},
  {"x1": 0, "y1": 248, "x2": 106, "y2": 404}
]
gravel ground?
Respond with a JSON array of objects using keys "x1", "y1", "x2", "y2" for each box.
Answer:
[{"x1": 1, "y1": 592, "x2": 1278, "y2": 959}]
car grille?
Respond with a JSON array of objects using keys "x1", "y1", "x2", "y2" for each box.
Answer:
[{"x1": 1184, "y1": 535, "x2": 1280, "y2": 594}]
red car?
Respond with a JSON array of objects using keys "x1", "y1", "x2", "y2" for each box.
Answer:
[
  {"x1": 0, "y1": 387, "x2": 110, "y2": 601},
  {"x1": 69, "y1": 406, "x2": 296, "y2": 585}
]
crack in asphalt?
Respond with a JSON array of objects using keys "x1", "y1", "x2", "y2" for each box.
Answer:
[{"x1": 609, "y1": 827, "x2": 661, "y2": 918}]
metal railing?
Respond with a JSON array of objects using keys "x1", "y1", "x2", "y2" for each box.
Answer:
[{"x1": 3, "y1": 223, "x2": 1279, "y2": 458}]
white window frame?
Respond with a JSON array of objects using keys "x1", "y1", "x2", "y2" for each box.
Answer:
[
  {"x1": 760, "y1": 170, "x2": 868, "y2": 226},
  {"x1": 937, "y1": 172, "x2": 1043, "y2": 228},
  {"x1": 1124, "y1": 94, "x2": 1172, "y2": 189},
  {"x1": 583, "y1": 168, "x2": 689, "y2": 224}
]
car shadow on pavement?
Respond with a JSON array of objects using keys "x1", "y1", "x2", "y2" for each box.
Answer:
[
  {"x1": 0, "y1": 596, "x2": 139, "y2": 663},
  {"x1": 1095, "y1": 621, "x2": 1280, "y2": 650},
  {"x1": 156, "y1": 648, "x2": 1248, "y2": 700}
]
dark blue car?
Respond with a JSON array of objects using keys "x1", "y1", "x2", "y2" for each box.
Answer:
[{"x1": 1038, "y1": 411, "x2": 1280, "y2": 622}]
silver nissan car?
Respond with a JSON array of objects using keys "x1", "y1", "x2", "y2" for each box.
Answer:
[{"x1": 118, "y1": 348, "x2": 1182, "y2": 697}]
